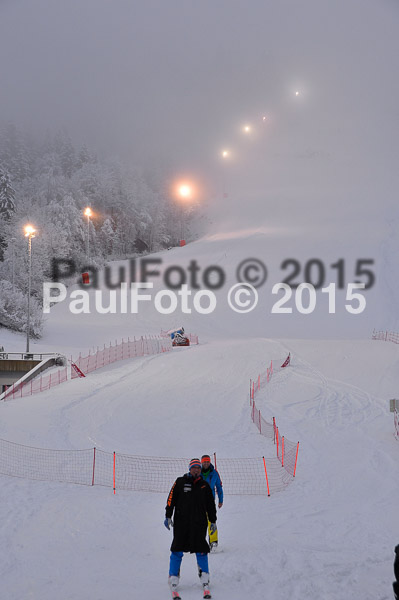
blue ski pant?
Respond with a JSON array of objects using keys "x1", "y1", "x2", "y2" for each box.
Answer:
[{"x1": 169, "y1": 551, "x2": 209, "y2": 576}]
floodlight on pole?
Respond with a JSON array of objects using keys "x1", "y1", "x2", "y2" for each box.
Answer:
[
  {"x1": 219, "y1": 149, "x2": 231, "y2": 197},
  {"x1": 84, "y1": 207, "x2": 92, "y2": 258},
  {"x1": 176, "y1": 183, "x2": 194, "y2": 242},
  {"x1": 24, "y1": 224, "x2": 36, "y2": 354}
]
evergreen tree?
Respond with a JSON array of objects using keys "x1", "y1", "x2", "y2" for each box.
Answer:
[
  {"x1": 100, "y1": 218, "x2": 115, "y2": 256},
  {"x1": 0, "y1": 122, "x2": 203, "y2": 337},
  {"x1": 0, "y1": 167, "x2": 16, "y2": 261},
  {"x1": 0, "y1": 123, "x2": 31, "y2": 182},
  {"x1": 54, "y1": 129, "x2": 76, "y2": 178},
  {"x1": 0, "y1": 168, "x2": 16, "y2": 218}
]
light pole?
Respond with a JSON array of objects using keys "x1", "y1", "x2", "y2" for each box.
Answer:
[
  {"x1": 220, "y1": 149, "x2": 231, "y2": 198},
  {"x1": 84, "y1": 207, "x2": 92, "y2": 258},
  {"x1": 24, "y1": 225, "x2": 36, "y2": 354},
  {"x1": 11, "y1": 237, "x2": 16, "y2": 289},
  {"x1": 177, "y1": 184, "x2": 192, "y2": 242}
]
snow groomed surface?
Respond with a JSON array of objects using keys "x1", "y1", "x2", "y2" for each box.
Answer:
[{"x1": 0, "y1": 231, "x2": 398, "y2": 599}]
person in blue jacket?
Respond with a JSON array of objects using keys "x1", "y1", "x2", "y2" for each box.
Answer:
[{"x1": 201, "y1": 454, "x2": 223, "y2": 550}]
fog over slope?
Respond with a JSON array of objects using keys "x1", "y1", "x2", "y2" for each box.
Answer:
[{"x1": 1, "y1": 0, "x2": 398, "y2": 334}]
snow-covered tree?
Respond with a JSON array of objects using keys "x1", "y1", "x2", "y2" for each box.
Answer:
[
  {"x1": 0, "y1": 122, "x2": 204, "y2": 336},
  {"x1": 0, "y1": 279, "x2": 43, "y2": 337},
  {"x1": 100, "y1": 218, "x2": 115, "y2": 256},
  {"x1": 0, "y1": 168, "x2": 16, "y2": 218},
  {"x1": 54, "y1": 129, "x2": 76, "y2": 178}
]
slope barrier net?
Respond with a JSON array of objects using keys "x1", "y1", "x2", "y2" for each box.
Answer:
[
  {"x1": 372, "y1": 331, "x2": 399, "y2": 439},
  {"x1": 0, "y1": 349, "x2": 298, "y2": 496},
  {"x1": 71, "y1": 335, "x2": 172, "y2": 376},
  {"x1": 3, "y1": 367, "x2": 69, "y2": 400},
  {"x1": 2, "y1": 334, "x2": 183, "y2": 400},
  {"x1": 372, "y1": 329, "x2": 399, "y2": 345},
  {"x1": 249, "y1": 353, "x2": 300, "y2": 479},
  {"x1": 0, "y1": 439, "x2": 290, "y2": 496}
]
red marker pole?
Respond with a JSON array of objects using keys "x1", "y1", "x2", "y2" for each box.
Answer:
[
  {"x1": 276, "y1": 427, "x2": 279, "y2": 458},
  {"x1": 262, "y1": 457, "x2": 270, "y2": 497},
  {"x1": 113, "y1": 452, "x2": 116, "y2": 494},
  {"x1": 293, "y1": 442, "x2": 300, "y2": 477},
  {"x1": 92, "y1": 448, "x2": 96, "y2": 486}
]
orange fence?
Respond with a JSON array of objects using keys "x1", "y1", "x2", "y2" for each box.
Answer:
[
  {"x1": 3, "y1": 367, "x2": 68, "y2": 400},
  {"x1": 3, "y1": 334, "x2": 175, "y2": 400},
  {"x1": 0, "y1": 438, "x2": 292, "y2": 496},
  {"x1": 372, "y1": 330, "x2": 399, "y2": 344},
  {"x1": 249, "y1": 353, "x2": 299, "y2": 478},
  {"x1": 71, "y1": 336, "x2": 172, "y2": 377},
  {"x1": 0, "y1": 347, "x2": 298, "y2": 497}
]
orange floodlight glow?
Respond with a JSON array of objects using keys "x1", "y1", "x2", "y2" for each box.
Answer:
[
  {"x1": 178, "y1": 184, "x2": 192, "y2": 199},
  {"x1": 173, "y1": 180, "x2": 197, "y2": 203},
  {"x1": 24, "y1": 225, "x2": 36, "y2": 237}
]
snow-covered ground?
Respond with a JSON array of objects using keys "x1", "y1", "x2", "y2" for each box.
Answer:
[{"x1": 0, "y1": 226, "x2": 398, "y2": 600}]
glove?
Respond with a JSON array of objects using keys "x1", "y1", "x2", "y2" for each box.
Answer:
[
  {"x1": 210, "y1": 523, "x2": 217, "y2": 534},
  {"x1": 164, "y1": 517, "x2": 173, "y2": 530}
]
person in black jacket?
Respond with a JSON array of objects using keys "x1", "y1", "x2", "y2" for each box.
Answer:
[
  {"x1": 164, "y1": 458, "x2": 217, "y2": 599},
  {"x1": 394, "y1": 544, "x2": 399, "y2": 600}
]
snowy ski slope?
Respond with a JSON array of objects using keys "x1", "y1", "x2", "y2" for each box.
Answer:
[{"x1": 0, "y1": 230, "x2": 398, "y2": 600}]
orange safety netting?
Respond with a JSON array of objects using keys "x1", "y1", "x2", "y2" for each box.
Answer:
[
  {"x1": 2, "y1": 334, "x2": 176, "y2": 400},
  {"x1": 72, "y1": 336, "x2": 172, "y2": 376},
  {"x1": 0, "y1": 438, "x2": 292, "y2": 496},
  {"x1": 3, "y1": 367, "x2": 68, "y2": 400},
  {"x1": 249, "y1": 353, "x2": 299, "y2": 478},
  {"x1": 372, "y1": 329, "x2": 399, "y2": 344}
]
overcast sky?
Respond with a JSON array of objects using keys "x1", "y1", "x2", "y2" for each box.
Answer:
[{"x1": 1, "y1": 0, "x2": 398, "y2": 238}]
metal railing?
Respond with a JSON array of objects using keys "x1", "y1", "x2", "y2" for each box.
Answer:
[{"x1": 0, "y1": 352, "x2": 61, "y2": 361}]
